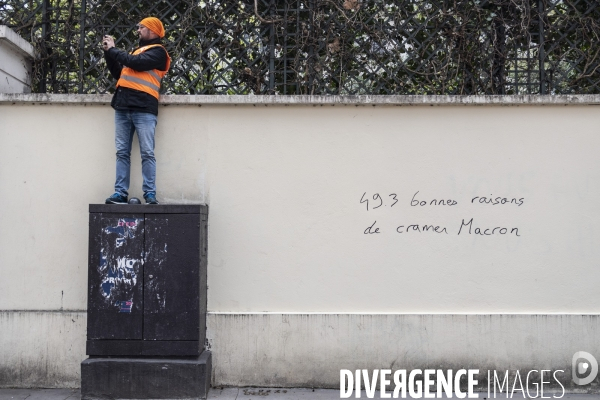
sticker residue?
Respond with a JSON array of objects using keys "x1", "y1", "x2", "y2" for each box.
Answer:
[
  {"x1": 99, "y1": 218, "x2": 141, "y2": 299},
  {"x1": 104, "y1": 218, "x2": 139, "y2": 248},
  {"x1": 118, "y1": 300, "x2": 133, "y2": 313}
]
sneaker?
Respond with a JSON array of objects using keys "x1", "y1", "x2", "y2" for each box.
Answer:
[
  {"x1": 105, "y1": 193, "x2": 128, "y2": 204},
  {"x1": 144, "y1": 193, "x2": 159, "y2": 205}
]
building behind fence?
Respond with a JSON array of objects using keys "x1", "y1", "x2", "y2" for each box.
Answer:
[{"x1": 1, "y1": 0, "x2": 600, "y2": 95}]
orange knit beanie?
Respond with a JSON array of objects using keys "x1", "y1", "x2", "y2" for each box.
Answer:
[{"x1": 140, "y1": 17, "x2": 165, "y2": 38}]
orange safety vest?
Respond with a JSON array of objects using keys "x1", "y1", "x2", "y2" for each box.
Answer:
[{"x1": 116, "y1": 44, "x2": 171, "y2": 99}]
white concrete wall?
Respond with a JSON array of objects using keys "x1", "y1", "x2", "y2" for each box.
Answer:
[
  {"x1": 0, "y1": 312, "x2": 86, "y2": 388},
  {"x1": 0, "y1": 26, "x2": 34, "y2": 93},
  {"x1": 207, "y1": 313, "x2": 600, "y2": 389},
  {"x1": 1, "y1": 95, "x2": 600, "y2": 389}
]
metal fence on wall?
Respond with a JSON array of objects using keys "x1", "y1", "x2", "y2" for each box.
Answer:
[{"x1": 1, "y1": 0, "x2": 600, "y2": 95}]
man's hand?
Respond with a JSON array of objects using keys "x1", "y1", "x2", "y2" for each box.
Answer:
[{"x1": 102, "y1": 35, "x2": 115, "y2": 51}]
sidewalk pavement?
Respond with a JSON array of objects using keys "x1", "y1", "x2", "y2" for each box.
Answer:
[{"x1": 0, "y1": 388, "x2": 599, "y2": 400}]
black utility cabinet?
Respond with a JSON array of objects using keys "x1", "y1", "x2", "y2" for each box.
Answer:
[
  {"x1": 86, "y1": 204, "x2": 208, "y2": 356},
  {"x1": 82, "y1": 204, "x2": 211, "y2": 400}
]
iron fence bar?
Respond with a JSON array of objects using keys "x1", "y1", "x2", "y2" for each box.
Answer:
[
  {"x1": 308, "y1": 0, "x2": 314, "y2": 95},
  {"x1": 39, "y1": 0, "x2": 51, "y2": 93},
  {"x1": 269, "y1": 0, "x2": 275, "y2": 93},
  {"x1": 78, "y1": 0, "x2": 87, "y2": 94},
  {"x1": 51, "y1": 0, "x2": 59, "y2": 92},
  {"x1": 538, "y1": 0, "x2": 546, "y2": 95}
]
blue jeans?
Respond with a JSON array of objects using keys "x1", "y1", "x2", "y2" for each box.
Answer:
[{"x1": 114, "y1": 110, "x2": 157, "y2": 197}]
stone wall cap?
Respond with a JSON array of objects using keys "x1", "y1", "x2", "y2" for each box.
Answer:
[
  {"x1": 2, "y1": 93, "x2": 600, "y2": 106},
  {"x1": 0, "y1": 25, "x2": 35, "y2": 59}
]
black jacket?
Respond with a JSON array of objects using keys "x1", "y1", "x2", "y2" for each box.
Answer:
[{"x1": 104, "y1": 38, "x2": 168, "y2": 115}]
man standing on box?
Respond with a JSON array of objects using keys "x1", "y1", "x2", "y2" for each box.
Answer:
[{"x1": 102, "y1": 17, "x2": 171, "y2": 205}]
